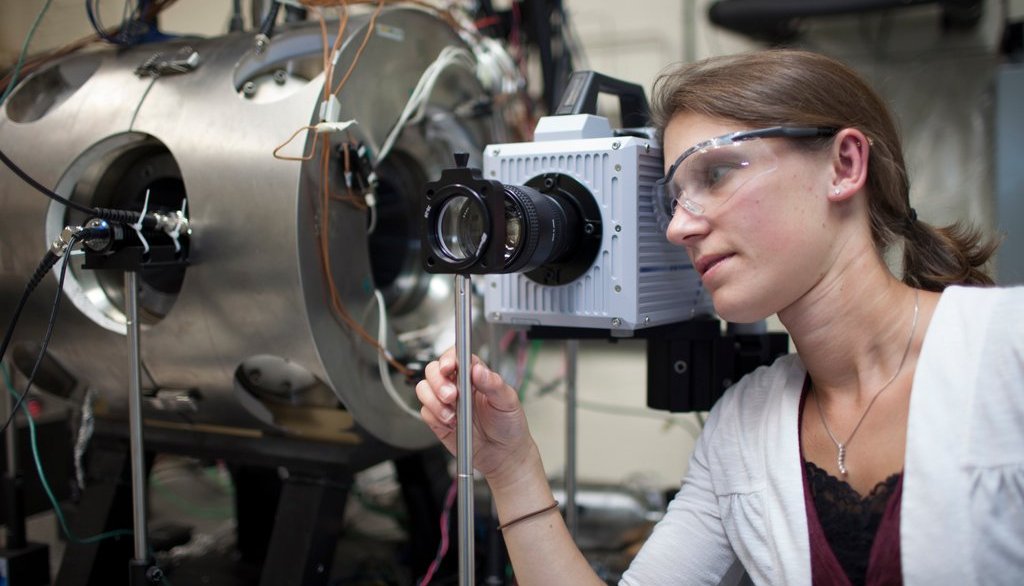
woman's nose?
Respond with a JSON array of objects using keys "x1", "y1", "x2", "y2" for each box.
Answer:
[{"x1": 665, "y1": 206, "x2": 709, "y2": 246}]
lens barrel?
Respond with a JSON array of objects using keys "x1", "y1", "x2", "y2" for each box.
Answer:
[
  {"x1": 422, "y1": 160, "x2": 596, "y2": 278},
  {"x1": 502, "y1": 184, "x2": 579, "y2": 273}
]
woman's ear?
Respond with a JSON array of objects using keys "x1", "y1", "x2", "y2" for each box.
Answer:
[{"x1": 828, "y1": 128, "x2": 869, "y2": 202}]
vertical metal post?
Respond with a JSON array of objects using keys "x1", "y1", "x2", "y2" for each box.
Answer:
[
  {"x1": 483, "y1": 322, "x2": 505, "y2": 586},
  {"x1": 454, "y1": 274, "x2": 475, "y2": 585},
  {"x1": 564, "y1": 339, "x2": 579, "y2": 539},
  {"x1": 124, "y1": 271, "x2": 149, "y2": 564},
  {"x1": 3, "y1": 373, "x2": 26, "y2": 549}
]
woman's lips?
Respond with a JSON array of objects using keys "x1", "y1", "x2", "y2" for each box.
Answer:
[{"x1": 697, "y1": 253, "x2": 733, "y2": 280}]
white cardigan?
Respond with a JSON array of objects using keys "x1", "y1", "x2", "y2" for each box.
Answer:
[{"x1": 620, "y1": 286, "x2": 1024, "y2": 585}]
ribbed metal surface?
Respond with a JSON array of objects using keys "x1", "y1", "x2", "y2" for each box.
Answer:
[
  {"x1": 485, "y1": 135, "x2": 710, "y2": 330},
  {"x1": 635, "y1": 153, "x2": 709, "y2": 321},
  {"x1": 497, "y1": 152, "x2": 610, "y2": 317}
]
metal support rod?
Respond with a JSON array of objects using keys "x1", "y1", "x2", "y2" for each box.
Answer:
[
  {"x1": 124, "y1": 271, "x2": 149, "y2": 563},
  {"x1": 483, "y1": 321, "x2": 504, "y2": 585},
  {"x1": 4, "y1": 382, "x2": 17, "y2": 472},
  {"x1": 454, "y1": 274, "x2": 475, "y2": 585},
  {"x1": 3, "y1": 369, "x2": 27, "y2": 549},
  {"x1": 564, "y1": 339, "x2": 579, "y2": 539}
]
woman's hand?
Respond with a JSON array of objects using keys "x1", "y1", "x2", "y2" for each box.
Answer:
[{"x1": 416, "y1": 348, "x2": 536, "y2": 489}]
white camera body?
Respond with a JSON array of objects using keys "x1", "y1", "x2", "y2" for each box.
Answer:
[{"x1": 482, "y1": 114, "x2": 713, "y2": 333}]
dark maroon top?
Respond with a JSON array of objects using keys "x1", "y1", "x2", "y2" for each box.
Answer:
[{"x1": 798, "y1": 379, "x2": 904, "y2": 585}]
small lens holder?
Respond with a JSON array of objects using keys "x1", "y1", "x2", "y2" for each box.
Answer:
[{"x1": 422, "y1": 154, "x2": 509, "y2": 274}]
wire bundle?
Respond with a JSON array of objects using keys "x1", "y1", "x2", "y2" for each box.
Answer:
[{"x1": 1, "y1": 1, "x2": 180, "y2": 106}]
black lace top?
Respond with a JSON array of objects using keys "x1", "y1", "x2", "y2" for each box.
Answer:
[{"x1": 805, "y1": 461, "x2": 902, "y2": 586}]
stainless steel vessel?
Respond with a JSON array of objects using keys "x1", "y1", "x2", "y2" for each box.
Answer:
[{"x1": 0, "y1": 6, "x2": 514, "y2": 451}]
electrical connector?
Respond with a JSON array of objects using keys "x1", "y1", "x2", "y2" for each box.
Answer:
[
  {"x1": 254, "y1": 33, "x2": 270, "y2": 55},
  {"x1": 49, "y1": 226, "x2": 81, "y2": 258},
  {"x1": 319, "y1": 95, "x2": 342, "y2": 123}
]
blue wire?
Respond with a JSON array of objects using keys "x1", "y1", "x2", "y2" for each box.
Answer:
[
  {"x1": 1, "y1": 362, "x2": 132, "y2": 544},
  {"x1": 0, "y1": 0, "x2": 56, "y2": 106},
  {"x1": 86, "y1": 0, "x2": 175, "y2": 47}
]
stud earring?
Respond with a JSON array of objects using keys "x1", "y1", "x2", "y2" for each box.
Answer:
[{"x1": 833, "y1": 187, "x2": 841, "y2": 196}]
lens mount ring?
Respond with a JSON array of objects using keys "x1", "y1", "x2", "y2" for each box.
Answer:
[{"x1": 522, "y1": 173, "x2": 600, "y2": 286}]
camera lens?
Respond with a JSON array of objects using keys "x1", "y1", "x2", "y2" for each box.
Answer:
[
  {"x1": 502, "y1": 184, "x2": 578, "y2": 273},
  {"x1": 422, "y1": 165, "x2": 596, "y2": 277},
  {"x1": 436, "y1": 194, "x2": 486, "y2": 261}
]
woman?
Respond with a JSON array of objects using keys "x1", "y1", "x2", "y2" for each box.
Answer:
[{"x1": 416, "y1": 49, "x2": 1024, "y2": 585}]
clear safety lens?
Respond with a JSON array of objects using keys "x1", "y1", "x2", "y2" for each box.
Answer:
[{"x1": 655, "y1": 137, "x2": 779, "y2": 218}]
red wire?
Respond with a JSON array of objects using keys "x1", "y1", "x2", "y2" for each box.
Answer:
[
  {"x1": 474, "y1": 15, "x2": 501, "y2": 29},
  {"x1": 418, "y1": 478, "x2": 459, "y2": 586}
]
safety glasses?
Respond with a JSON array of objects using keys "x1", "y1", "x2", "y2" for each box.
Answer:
[{"x1": 654, "y1": 126, "x2": 838, "y2": 221}]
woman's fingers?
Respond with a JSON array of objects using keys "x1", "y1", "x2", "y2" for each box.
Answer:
[
  {"x1": 420, "y1": 349, "x2": 521, "y2": 431},
  {"x1": 423, "y1": 359, "x2": 458, "y2": 408},
  {"x1": 415, "y1": 378, "x2": 456, "y2": 428},
  {"x1": 471, "y1": 362, "x2": 521, "y2": 413},
  {"x1": 437, "y1": 347, "x2": 481, "y2": 379}
]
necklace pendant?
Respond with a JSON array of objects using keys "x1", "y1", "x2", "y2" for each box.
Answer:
[{"x1": 837, "y1": 444, "x2": 848, "y2": 477}]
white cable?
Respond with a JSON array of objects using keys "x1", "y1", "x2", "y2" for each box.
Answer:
[
  {"x1": 373, "y1": 289, "x2": 422, "y2": 419},
  {"x1": 376, "y1": 45, "x2": 477, "y2": 163},
  {"x1": 366, "y1": 193, "x2": 378, "y2": 235},
  {"x1": 73, "y1": 388, "x2": 97, "y2": 491}
]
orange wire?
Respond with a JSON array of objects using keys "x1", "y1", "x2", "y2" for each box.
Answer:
[
  {"x1": 310, "y1": 0, "x2": 412, "y2": 375},
  {"x1": 272, "y1": 125, "x2": 319, "y2": 161},
  {"x1": 291, "y1": 0, "x2": 492, "y2": 380},
  {"x1": 315, "y1": 136, "x2": 412, "y2": 377},
  {"x1": 326, "y1": 2, "x2": 349, "y2": 93},
  {"x1": 331, "y1": 0, "x2": 384, "y2": 97}
]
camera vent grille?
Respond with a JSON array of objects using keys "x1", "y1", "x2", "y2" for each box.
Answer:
[{"x1": 485, "y1": 141, "x2": 711, "y2": 329}]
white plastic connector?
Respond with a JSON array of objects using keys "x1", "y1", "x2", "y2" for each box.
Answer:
[
  {"x1": 319, "y1": 95, "x2": 341, "y2": 123},
  {"x1": 130, "y1": 189, "x2": 152, "y2": 256}
]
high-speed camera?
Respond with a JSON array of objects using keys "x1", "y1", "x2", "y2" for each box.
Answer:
[
  {"x1": 420, "y1": 71, "x2": 787, "y2": 413},
  {"x1": 421, "y1": 71, "x2": 712, "y2": 334}
]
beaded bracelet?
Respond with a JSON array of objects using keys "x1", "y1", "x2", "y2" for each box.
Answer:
[{"x1": 497, "y1": 501, "x2": 560, "y2": 532}]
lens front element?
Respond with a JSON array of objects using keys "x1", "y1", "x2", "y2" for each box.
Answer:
[{"x1": 436, "y1": 194, "x2": 487, "y2": 262}]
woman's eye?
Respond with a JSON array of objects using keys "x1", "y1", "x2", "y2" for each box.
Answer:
[
  {"x1": 707, "y1": 165, "x2": 731, "y2": 185},
  {"x1": 699, "y1": 164, "x2": 736, "y2": 189}
]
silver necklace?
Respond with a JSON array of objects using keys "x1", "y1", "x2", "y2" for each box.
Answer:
[{"x1": 812, "y1": 290, "x2": 920, "y2": 477}]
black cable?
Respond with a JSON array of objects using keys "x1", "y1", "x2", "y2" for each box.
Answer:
[
  {"x1": 0, "y1": 251, "x2": 61, "y2": 368},
  {"x1": 283, "y1": 4, "x2": 307, "y2": 23},
  {"x1": 258, "y1": 0, "x2": 282, "y2": 37},
  {"x1": 229, "y1": 0, "x2": 245, "y2": 32},
  {"x1": 0, "y1": 147, "x2": 158, "y2": 229},
  {"x1": 0, "y1": 234, "x2": 78, "y2": 437},
  {"x1": 0, "y1": 148, "x2": 95, "y2": 216}
]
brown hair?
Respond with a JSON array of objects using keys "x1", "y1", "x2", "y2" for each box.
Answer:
[{"x1": 649, "y1": 49, "x2": 997, "y2": 291}]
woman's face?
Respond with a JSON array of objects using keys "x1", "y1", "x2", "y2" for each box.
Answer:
[{"x1": 662, "y1": 113, "x2": 838, "y2": 323}]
